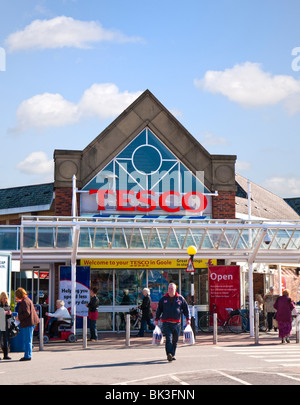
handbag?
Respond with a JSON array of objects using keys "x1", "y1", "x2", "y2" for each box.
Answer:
[
  {"x1": 183, "y1": 324, "x2": 195, "y2": 345},
  {"x1": 292, "y1": 307, "x2": 298, "y2": 317},
  {"x1": 152, "y1": 325, "x2": 164, "y2": 345},
  {"x1": 8, "y1": 318, "x2": 20, "y2": 338}
]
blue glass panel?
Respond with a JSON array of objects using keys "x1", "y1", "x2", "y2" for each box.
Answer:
[
  {"x1": 82, "y1": 162, "x2": 114, "y2": 191},
  {"x1": 56, "y1": 227, "x2": 73, "y2": 248},
  {"x1": 117, "y1": 129, "x2": 147, "y2": 158},
  {"x1": 23, "y1": 227, "x2": 36, "y2": 248},
  {"x1": 0, "y1": 227, "x2": 19, "y2": 250},
  {"x1": 147, "y1": 129, "x2": 176, "y2": 160},
  {"x1": 132, "y1": 144, "x2": 161, "y2": 174},
  {"x1": 37, "y1": 228, "x2": 55, "y2": 248}
]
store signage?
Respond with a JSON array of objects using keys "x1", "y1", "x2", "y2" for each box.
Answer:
[
  {"x1": 209, "y1": 265, "x2": 240, "y2": 322},
  {"x1": 80, "y1": 258, "x2": 217, "y2": 269},
  {"x1": 0, "y1": 255, "x2": 8, "y2": 293},
  {"x1": 59, "y1": 266, "x2": 90, "y2": 327},
  {"x1": 88, "y1": 189, "x2": 207, "y2": 213}
]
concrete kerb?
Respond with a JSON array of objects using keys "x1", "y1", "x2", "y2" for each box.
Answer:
[{"x1": 29, "y1": 330, "x2": 295, "y2": 353}]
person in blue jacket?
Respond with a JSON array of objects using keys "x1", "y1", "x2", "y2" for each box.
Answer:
[{"x1": 155, "y1": 282, "x2": 190, "y2": 362}]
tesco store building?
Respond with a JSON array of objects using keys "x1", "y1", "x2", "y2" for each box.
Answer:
[
  {"x1": 49, "y1": 90, "x2": 236, "y2": 331},
  {"x1": 5, "y1": 90, "x2": 297, "y2": 333}
]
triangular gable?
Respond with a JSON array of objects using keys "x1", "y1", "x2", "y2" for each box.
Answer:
[
  {"x1": 82, "y1": 127, "x2": 210, "y2": 195},
  {"x1": 54, "y1": 90, "x2": 236, "y2": 202}
]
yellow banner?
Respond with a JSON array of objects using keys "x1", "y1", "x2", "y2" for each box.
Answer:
[{"x1": 80, "y1": 258, "x2": 217, "y2": 269}]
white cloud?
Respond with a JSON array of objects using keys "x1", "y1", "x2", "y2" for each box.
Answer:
[
  {"x1": 201, "y1": 131, "x2": 229, "y2": 147},
  {"x1": 262, "y1": 176, "x2": 300, "y2": 197},
  {"x1": 16, "y1": 151, "x2": 54, "y2": 175},
  {"x1": 5, "y1": 16, "x2": 142, "y2": 52},
  {"x1": 78, "y1": 83, "x2": 142, "y2": 119},
  {"x1": 194, "y1": 62, "x2": 300, "y2": 109},
  {"x1": 236, "y1": 160, "x2": 251, "y2": 172},
  {"x1": 11, "y1": 83, "x2": 142, "y2": 133},
  {"x1": 12, "y1": 93, "x2": 79, "y2": 133}
]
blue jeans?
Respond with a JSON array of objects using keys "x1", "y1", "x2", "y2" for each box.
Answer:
[
  {"x1": 138, "y1": 318, "x2": 154, "y2": 337},
  {"x1": 89, "y1": 319, "x2": 98, "y2": 340},
  {"x1": 162, "y1": 322, "x2": 181, "y2": 356},
  {"x1": 22, "y1": 325, "x2": 35, "y2": 359}
]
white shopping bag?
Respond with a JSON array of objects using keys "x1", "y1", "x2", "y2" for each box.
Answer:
[
  {"x1": 152, "y1": 325, "x2": 164, "y2": 345},
  {"x1": 183, "y1": 324, "x2": 195, "y2": 345}
]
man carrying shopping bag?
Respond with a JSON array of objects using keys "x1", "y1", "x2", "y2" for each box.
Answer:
[{"x1": 155, "y1": 283, "x2": 190, "y2": 362}]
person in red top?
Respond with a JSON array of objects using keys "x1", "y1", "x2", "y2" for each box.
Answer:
[{"x1": 155, "y1": 283, "x2": 190, "y2": 362}]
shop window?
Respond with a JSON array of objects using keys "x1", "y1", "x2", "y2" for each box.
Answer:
[
  {"x1": 91, "y1": 269, "x2": 113, "y2": 305},
  {"x1": 148, "y1": 269, "x2": 179, "y2": 303},
  {"x1": 181, "y1": 269, "x2": 208, "y2": 306},
  {"x1": 96, "y1": 312, "x2": 113, "y2": 331},
  {"x1": 115, "y1": 269, "x2": 146, "y2": 305}
]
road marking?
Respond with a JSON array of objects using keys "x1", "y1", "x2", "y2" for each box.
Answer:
[
  {"x1": 216, "y1": 370, "x2": 252, "y2": 385},
  {"x1": 277, "y1": 373, "x2": 300, "y2": 382},
  {"x1": 170, "y1": 376, "x2": 189, "y2": 385},
  {"x1": 266, "y1": 358, "x2": 300, "y2": 362},
  {"x1": 251, "y1": 354, "x2": 300, "y2": 358}
]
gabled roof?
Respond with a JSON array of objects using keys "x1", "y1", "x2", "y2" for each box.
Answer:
[
  {"x1": 0, "y1": 183, "x2": 54, "y2": 215},
  {"x1": 54, "y1": 90, "x2": 237, "y2": 193},
  {"x1": 235, "y1": 174, "x2": 300, "y2": 220}
]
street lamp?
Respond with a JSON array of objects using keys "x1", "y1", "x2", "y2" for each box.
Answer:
[{"x1": 187, "y1": 245, "x2": 197, "y2": 338}]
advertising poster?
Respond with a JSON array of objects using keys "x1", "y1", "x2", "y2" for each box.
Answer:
[
  {"x1": 209, "y1": 265, "x2": 240, "y2": 322},
  {"x1": 0, "y1": 255, "x2": 8, "y2": 292},
  {"x1": 59, "y1": 266, "x2": 90, "y2": 328}
]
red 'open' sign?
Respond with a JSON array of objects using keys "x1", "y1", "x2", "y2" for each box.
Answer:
[{"x1": 208, "y1": 266, "x2": 240, "y2": 322}]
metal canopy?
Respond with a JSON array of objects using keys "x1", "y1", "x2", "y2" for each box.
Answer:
[{"x1": 14, "y1": 216, "x2": 300, "y2": 264}]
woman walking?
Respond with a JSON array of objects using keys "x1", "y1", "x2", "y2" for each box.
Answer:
[
  {"x1": 136, "y1": 288, "x2": 154, "y2": 337},
  {"x1": 273, "y1": 289, "x2": 295, "y2": 344},
  {"x1": 15, "y1": 288, "x2": 40, "y2": 361}
]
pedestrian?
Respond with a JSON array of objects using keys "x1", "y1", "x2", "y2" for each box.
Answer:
[
  {"x1": 264, "y1": 286, "x2": 278, "y2": 331},
  {"x1": 15, "y1": 287, "x2": 40, "y2": 361},
  {"x1": 0, "y1": 292, "x2": 12, "y2": 360},
  {"x1": 45, "y1": 300, "x2": 72, "y2": 338},
  {"x1": 273, "y1": 289, "x2": 295, "y2": 344},
  {"x1": 136, "y1": 288, "x2": 154, "y2": 337},
  {"x1": 86, "y1": 287, "x2": 99, "y2": 341},
  {"x1": 155, "y1": 282, "x2": 190, "y2": 362}
]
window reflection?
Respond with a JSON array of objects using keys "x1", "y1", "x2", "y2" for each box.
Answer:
[
  {"x1": 115, "y1": 269, "x2": 145, "y2": 305},
  {"x1": 91, "y1": 269, "x2": 113, "y2": 305},
  {"x1": 148, "y1": 269, "x2": 179, "y2": 303}
]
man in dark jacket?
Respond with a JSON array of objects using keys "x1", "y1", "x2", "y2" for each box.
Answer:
[{"x1": 155, "y1": 283, "x2": 190, "y2": 362}]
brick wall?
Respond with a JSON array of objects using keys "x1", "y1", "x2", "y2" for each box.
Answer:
[
  {"x1": 55, "y1": 188, "x2": 80, "y2": 216},
  {"x1": 212, "y1": 190, "x2": 236, "y2": 219}
]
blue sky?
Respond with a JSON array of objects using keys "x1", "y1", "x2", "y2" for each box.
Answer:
[{"x1": 1, "y1": 0, "x2": 300, "y2": 197}]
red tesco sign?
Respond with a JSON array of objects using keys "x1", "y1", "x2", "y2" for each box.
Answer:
[{"x1": 89, "y1": 189, "x2": 207, "y2": 213}]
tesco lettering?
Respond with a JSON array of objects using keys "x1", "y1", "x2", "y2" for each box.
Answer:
[
  {"x1": 210, "y1": 272, "x2": 233, "y2": 282},
  {"x1": 89, "y1": 189, "x2": 207, "y2": 213}
]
